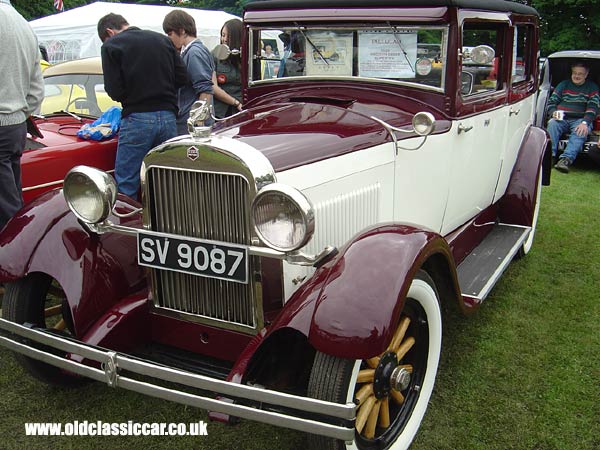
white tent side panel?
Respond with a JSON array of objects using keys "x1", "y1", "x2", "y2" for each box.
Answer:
[{"x1": 30, "y1": 1, "x2": 238, "y2": 63}]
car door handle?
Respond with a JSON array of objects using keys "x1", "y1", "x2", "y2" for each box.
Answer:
[
  {"x1": 457, "y1": 123, "x2": 473, "y2": 134},
  {"x1": 509, "y1": 107, "x2": 520, "y2": 116}
]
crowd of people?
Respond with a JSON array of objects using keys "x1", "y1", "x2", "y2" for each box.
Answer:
[
  {"x1": 98, "y1": 11, "x2": 245, "y2": 198},
  {"x1": 1, "y1": 1, "x2": 248, "y2": 221}
]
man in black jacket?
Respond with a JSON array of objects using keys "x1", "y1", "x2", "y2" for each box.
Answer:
[{"x1": 97, "y1": 13, "x2": 188, "y2": 199}]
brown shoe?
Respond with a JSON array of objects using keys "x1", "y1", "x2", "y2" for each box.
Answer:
[{"x1": 554, "y1": 157, "x2": 571, "y2": 173}]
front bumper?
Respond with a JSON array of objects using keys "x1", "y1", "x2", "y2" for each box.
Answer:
[{"x1": 0, "y1": 318, "x2": 355, "y2": 441}]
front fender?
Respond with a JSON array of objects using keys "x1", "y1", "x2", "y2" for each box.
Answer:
[
  {"x1": 309, "y1": 224, "x2": 454, "y2": 359},
  {"x1": 0, "y1": 189, "x2": 146, "y2": 337},
  {"x1": 230, "y1": 223, "x2": 456, "y2": 380}
]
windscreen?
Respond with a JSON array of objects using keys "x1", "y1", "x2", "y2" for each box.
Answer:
[{"x1": 250, "y1": 26, "x2": 447, "y2": 91}]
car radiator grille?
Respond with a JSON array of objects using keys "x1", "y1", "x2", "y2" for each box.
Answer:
[{"x1": 146, "y1": 167, "x2": 257, "y2": 330}]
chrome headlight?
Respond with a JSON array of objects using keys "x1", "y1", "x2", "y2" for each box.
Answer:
[
  {"x1": 412, "y1": 112, "x2": 436, "y2": 136},
  {"x1": 63, "y1": 165, "x2": 117, "y2": 224},
  {"x1": 252, "y1": 184, "x2": 315, "y2": 252}
]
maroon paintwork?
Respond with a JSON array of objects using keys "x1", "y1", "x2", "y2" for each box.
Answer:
[
  {"x1": 215, "y1": 99, "x2": 451, "y2": 172},
  {"x1": 0, "y1": 190, "x2": 145, "y2": 337},
  {"x1": 22, "y1": 114, "x2": 117, "y2": 204},
  {"x1": 499, "y1": 126, "x2": 550, "y2": 226}
]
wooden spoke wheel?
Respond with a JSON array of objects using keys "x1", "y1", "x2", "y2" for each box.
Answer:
[
  {"x1": 3, "y1": 272, "x2": 83, "y2": 386},
  {"x1": 307, "y1": 271, "x2": 442, "y2": 450}
]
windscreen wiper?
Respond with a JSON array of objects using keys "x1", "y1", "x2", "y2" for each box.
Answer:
[
  {"x1": 294, "y1": 23, "x2": 329, "y2": 65},
  {"x1": 58, "y1": 110, "x2": 84, "y2": 122},
  {"x1": 388, "y1": 23, "x2": 415, "y2": 74}
]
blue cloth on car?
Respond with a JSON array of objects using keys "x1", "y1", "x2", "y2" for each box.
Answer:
[{"x1": 77, "y1": 106, "x2": 122, "y2": 140}]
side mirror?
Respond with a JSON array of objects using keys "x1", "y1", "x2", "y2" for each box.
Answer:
[
  {"x1": 213, "y1": 44, "x2": 241, "y2": 61},
  {"x1": 412, "y1": 112, "x2": 436, "y2": 136}
]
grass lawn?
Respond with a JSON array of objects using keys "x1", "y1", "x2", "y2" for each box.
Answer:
[{"x1": 0, "y1": 158, "x2": 598, "y2": 450}]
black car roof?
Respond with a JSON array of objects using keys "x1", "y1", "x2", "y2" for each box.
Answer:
[{"x1": 244, "y1": 0, "x2": 539, "y2": 16}]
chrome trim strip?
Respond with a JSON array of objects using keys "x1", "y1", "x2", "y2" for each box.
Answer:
[
  {"x1": 23, "y1": 170, "x2": 115, "y2": 192},
  {"x1": 249, "y1": 75, "x2": 445, "y2": 93},
  {"x1": 0, "y1": 336, "x2": 107, "y2": 383},
  {"x1": 0, "y1": 318, "x2": 355, "y2": 441},
  {"x1": 118, "y1": 377, "x2": 353, "y2": 440},
  {"x1": 118, "y1": 356, "x2": 354, "y2": 419}
]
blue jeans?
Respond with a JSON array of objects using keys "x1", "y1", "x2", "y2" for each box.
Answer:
[
  {"x1": 0, "y1": 122, "x2": 26, "y2": 231},
  {"x1": 547, "y1": 118, "x2": 590, "y2": 161},
  {"x1": 116, "y1": 111, "x2": 177, "y2": 199}
]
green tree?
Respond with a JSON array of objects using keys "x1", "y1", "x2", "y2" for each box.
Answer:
[
  {"x1": 519, "y1": 0, "x2": 600, "y2": 55},
  {"x1": 12, "y1": 0, "x2": 95, "y2": 20}
]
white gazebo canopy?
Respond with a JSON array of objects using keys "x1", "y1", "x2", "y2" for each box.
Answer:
[{"x1": 30, "y1": 1, "x2": 238, "y2": 63}]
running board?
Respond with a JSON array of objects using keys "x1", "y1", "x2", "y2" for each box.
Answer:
[{"x1": 457, "y1": 224, "x2": 530, "y2": 304}]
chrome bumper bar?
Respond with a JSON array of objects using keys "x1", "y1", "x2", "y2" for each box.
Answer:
[{"x1": 0, "y1": 318, "x2": 355, "y2": 441}]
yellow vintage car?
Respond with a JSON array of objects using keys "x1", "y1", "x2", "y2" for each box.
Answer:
[{"x1": 41, "y1": 57, "x2": 120, "y2": 116}]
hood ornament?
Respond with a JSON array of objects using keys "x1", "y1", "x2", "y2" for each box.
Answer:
[{"x1": 187, "y1": 100, "x2": 213, "y2": 140}]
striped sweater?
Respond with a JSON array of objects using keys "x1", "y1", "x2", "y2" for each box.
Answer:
[{"x1": 547, "y1": 79, "x2": 600, "y2": 125}]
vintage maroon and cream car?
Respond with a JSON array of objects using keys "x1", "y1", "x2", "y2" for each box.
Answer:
[{"x1": 0, "y1": 1, "x2": 549, "y2": 449}]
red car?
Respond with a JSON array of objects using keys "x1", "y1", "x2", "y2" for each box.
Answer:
[
  {"x1": 22, "y1": 57, "x2": 118, "y2": 203},
  {"x1": 0, "y1": 1, "x2": 549, "y2": 449}
]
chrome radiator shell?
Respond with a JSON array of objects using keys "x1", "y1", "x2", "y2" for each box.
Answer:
[{"x1": 140, "y1": 136, "x2": 276, "y2": 334}]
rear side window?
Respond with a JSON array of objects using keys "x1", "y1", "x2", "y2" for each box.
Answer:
[{"x1": 512, "y1": 24, "x2": 534, "y2": 84}]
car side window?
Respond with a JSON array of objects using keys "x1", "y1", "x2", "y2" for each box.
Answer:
[
  {"x1": 511, "y1": 24, "x2": 534, "y2": 85},
  {"x1": 461, "y1": 23, "x2": 503, "y2": 96}
]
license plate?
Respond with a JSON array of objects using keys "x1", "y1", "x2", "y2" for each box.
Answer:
[{"x1": 137, "y1": 231, "x2": 248, "y2": 284}]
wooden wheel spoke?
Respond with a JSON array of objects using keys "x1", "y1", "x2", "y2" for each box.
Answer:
[
  {"x1": 395, "y1": 336, "x2": 415, "y2": 362},
  {"x1": 357, "y1": 368, "x2": 375, "y2": 384},
  {"x1": 366, "y1": 356, "x2": 380, "y2": 368},
  {"x1": 44, "y1": 304, "x2": 62, "y2": 317},
  {"x1": 378, "y1": 397, "x2": 390, "y2": 429},
  {"x1": 355, "y1": 395, "x2": 376, "y2": 434},
  {"x1": 390, "y1": 388, "x2": 405, "y2": 405},
  {"x1": 388, "y1": 316, "x2": 411, "y2": 352},
  {"x1": 363, "y1": 399, "x2": 381, "y2": 439},
  {"x1": 52, "y1": 318, "x2": 66, "y2": 331},
  {"x1": 355, "y1": 383, "x2": 373, "y2": 406}
]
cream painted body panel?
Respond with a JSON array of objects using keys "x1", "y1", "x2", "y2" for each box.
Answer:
[
  {"x1": 494, "y1": 95, "x2": 535, "y2": 203},
  {"x1": 393, "y1": 132, "x2": 452, "y2": 234},
  {"x1": 276, "y1": 142, "x2": 395, "y2": 299},
  {"x1": 275, "y1": 102, "x2": 529, "y2": 299},
  {"x1": 439, "y1": 105, "x2": 507, "y2": 235}
]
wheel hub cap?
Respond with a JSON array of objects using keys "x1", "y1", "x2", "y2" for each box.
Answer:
[{"x1": 390, "y1": 366, "x2": 411, "y2": 392}]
